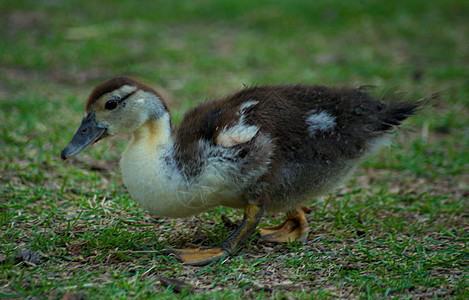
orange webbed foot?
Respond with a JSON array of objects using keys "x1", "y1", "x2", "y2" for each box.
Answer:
[
  {"x1": 260, "y1": 206, "x2": 310, "y2": 243},
  {"x1": 168, "y1": 204, "x2": 265, "y2": 266},
  {"x1": 167, "y1": 246, "x2": 227, "y2": 266}
]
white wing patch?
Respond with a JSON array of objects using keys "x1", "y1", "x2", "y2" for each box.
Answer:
[
  {"x1": 216, "y1": 100, "x2": 260, "y2": 147},
  {"x1": 306, "y1": 110, "x2": 336, "y2": 135},
  {"x1": 240, "y1": 100, "x2": 259, "y2": 111}
]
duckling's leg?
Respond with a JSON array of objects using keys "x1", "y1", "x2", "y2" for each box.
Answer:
[
  {"x1": 260, "y1": 205, "x2": 310, "y2": 243},
  {"x1": 168, "y1": 203, "x2": 264, "y2": 266}
]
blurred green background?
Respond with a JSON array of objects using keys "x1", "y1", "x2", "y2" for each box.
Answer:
[{"x1": 1, "y1": 0, "x2": 468, "y2": 175}]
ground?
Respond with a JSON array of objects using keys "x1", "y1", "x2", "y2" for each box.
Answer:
[{"x1": 0, "y1": 0, "x2": 468, "y2": 299}]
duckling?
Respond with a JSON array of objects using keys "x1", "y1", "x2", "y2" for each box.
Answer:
[{"x1": 61, "y1": 76, "x2": 422, "y2": 265}]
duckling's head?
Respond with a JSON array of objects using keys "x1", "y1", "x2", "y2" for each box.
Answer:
[{"x1": 61, "y1": 76, "x2": 168, "y2": 160}]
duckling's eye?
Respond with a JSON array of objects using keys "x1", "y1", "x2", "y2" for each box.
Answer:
[{"x1": 105, "y1": 100, "x2": 119, "y2": 110}]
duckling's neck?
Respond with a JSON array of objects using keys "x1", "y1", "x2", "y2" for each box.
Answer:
[
  {"x1": 131, "y1": 112, "x2": 172, "y2": 149},
  {"x1": 120, "y1": 112, "x2": 173, "y2": 183},
  {"x1": 120, "y1": 112, "x2": 184, "y2": 216}
]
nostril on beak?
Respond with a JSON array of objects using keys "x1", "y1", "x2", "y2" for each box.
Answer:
[{"x1": 81, "y1": 127, "x2": 89, "y2": 135}]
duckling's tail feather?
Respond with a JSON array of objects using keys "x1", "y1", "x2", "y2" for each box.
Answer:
[
  {"x1": 375, "y1": 93, "x2": 435, "y2": 132},
  {"x1": 377, "y1": 102, "x2": 421, "y2": 130}
]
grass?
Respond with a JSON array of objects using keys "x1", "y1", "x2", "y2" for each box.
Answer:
[{"x1": 1, "y1": 0, "x2": 468, "y2": 298}]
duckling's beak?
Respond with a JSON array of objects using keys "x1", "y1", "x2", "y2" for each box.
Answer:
[{"x1": 61, "y1": 112, "x2": 107, "y2": 160}]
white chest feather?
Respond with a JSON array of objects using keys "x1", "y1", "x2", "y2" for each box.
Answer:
[{"x1": 119, "y1": 116, "x2": 246, "y2": 218}]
